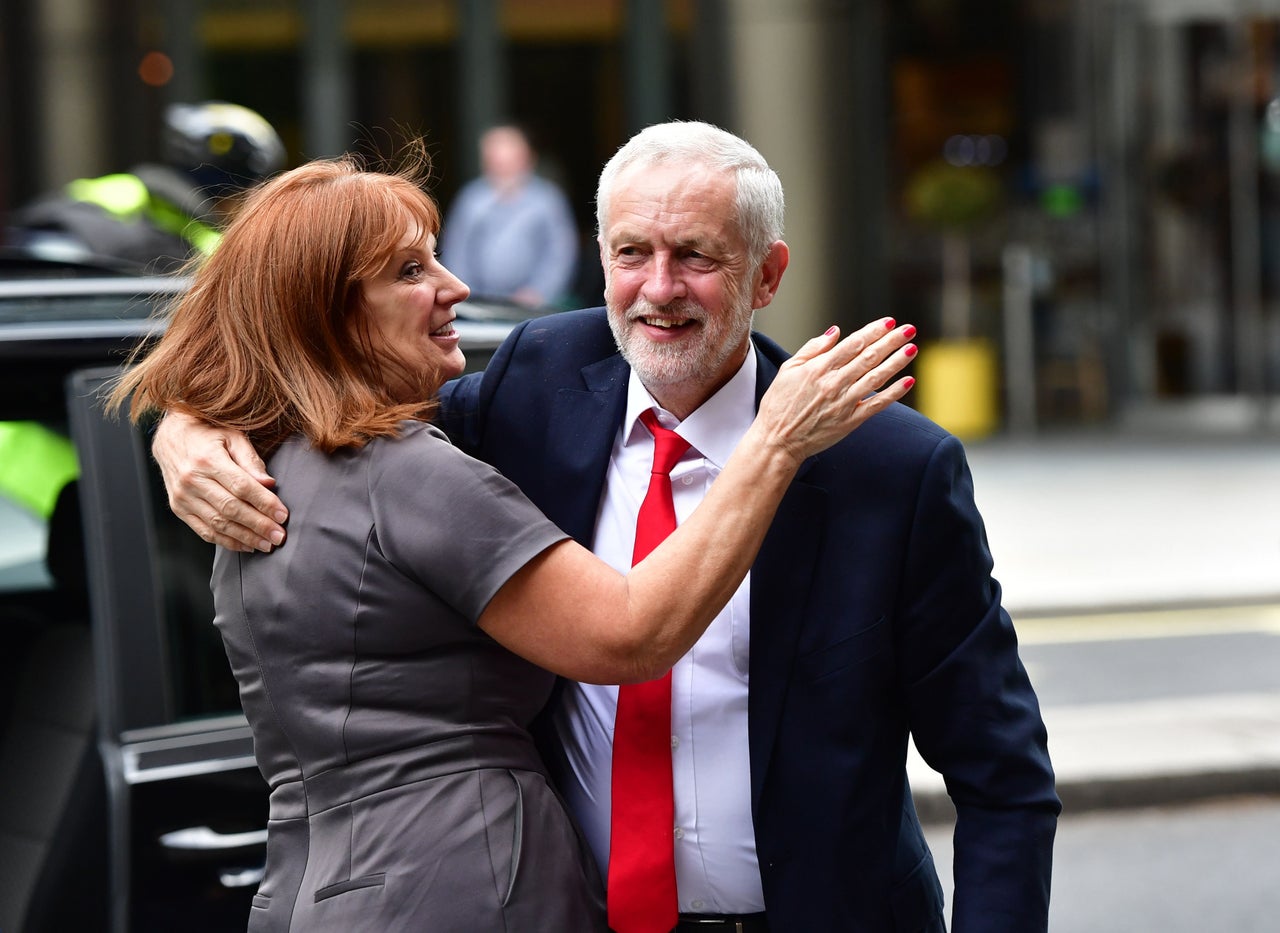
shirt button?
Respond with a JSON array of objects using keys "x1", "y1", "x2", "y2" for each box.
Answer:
[
  {"x1": 673, "y1": 827, "x2": 685, "y2": 840},
  {"x1": 690, "y1": 899, "x2": 705, "y2": 910},
  {"x1": 671, "y1": 735, "x2": 679, "y2": 750},
  {"x1": 682, "y1": 474, "x2": 694, "y2": 485}
]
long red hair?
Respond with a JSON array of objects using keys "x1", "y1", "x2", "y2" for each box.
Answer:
[{"x1": 110, "y1": 150, "x2": 445, "y2": 454}]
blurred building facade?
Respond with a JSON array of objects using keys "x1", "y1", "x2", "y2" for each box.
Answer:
[{"x1": 4, "y1": 0, "x2": 1280, "y2": 435}]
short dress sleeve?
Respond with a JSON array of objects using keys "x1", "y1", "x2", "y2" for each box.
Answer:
[{"x1": 367, "y1": 421, "x2": 569, "y2": 621}]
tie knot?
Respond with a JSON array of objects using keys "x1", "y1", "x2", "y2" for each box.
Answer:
[{"x1": 639, "y1": 409, "x2": 690, "y2": 476}]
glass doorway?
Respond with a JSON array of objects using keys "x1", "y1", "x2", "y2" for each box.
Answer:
[{"x1": 1103, "y1": 1, "x2": 1280, "y2": 423}]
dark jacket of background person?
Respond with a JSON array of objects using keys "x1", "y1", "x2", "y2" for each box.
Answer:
[{"x1": 437, "y1": 307, "x2": 1061, "y2": 933}]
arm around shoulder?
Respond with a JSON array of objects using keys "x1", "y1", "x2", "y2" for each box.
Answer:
[{"x1": 151, "y1": 410, "x2": 287, "y2": 553}]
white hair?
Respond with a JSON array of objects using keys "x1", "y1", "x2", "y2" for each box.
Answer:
[{"x1": 595, "y1": 121, "x2": 785, "y2": 267}]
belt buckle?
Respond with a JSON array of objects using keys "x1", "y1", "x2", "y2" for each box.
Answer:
[{"x1": 683, "y1": 919, "x2": 746, "y2": 932}]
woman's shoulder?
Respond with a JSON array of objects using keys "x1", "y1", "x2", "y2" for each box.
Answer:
[
  {"x1": 395, "y1": 419, "x2": 450, "y2": 445},
  {"x1": 365, "y1": 419, "x2": 546, "y2": 539},
  {"x1": 367, "y1": 420, "x2": 453, "y2": 463},
  {"x1": 367, "y1": 419, "x2": 491, "y2": 483}
]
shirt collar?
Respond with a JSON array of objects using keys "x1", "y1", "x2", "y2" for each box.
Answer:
[{"x1": 622, "y1": 344, "x2": 758, "y2": 469}]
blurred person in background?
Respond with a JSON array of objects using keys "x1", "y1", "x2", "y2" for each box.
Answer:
[
  {"x1": 4, "y1": 100, "x2": 285, "y2": 274},
  {"x1": 440, "y1": 123, "x2": 579, "y2": 308}
]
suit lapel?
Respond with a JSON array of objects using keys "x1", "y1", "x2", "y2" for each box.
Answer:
[
  {"x1": 746, "y1": 340, "x2": 827, "y2": 811},
  {"x1": 544, "y1": 354, "x2": 629, "y2": 544}
]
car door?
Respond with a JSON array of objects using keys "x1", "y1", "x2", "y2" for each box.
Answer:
[{"x1": 67, "y1": 366, "x2": 267, "y2": 933}]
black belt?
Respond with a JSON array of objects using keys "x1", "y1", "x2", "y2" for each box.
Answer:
[{"x1": 675, "y1": 914, "x2": 769, "y2": 933}]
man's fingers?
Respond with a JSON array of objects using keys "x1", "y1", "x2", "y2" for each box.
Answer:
[
  {"x1": 221, "y1": 462, "x2": 288, "y2": 526},
  {"x1": 208, "y1": 485, "x2": 285, "y2": 551},
  {"x1": 172, "y1": 488, "x2": 281, "y2": 552},
  {"x1": 190, "y1": 520, "x2": 261, "y2": 553},
  {"x1": 224, "y1": 431, "x2": 277, "y2": 488},
  {"x1": 167, "y1": 471, "x2": 285, "y2": 552}
]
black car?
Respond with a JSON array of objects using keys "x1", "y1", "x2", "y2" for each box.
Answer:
[{"x1": 0, "y1": 261, "x2": 533, "y2": 932}]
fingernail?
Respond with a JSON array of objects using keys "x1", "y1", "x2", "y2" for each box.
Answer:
[
  {"x1": 884, "y1": 317, "x2": 896, "y2": 330},
  {"x1": 901, "y1": 325, "x2": 917, "y2": 339},
  {"x1": 256, "y1": 540, "x2": 274, "y2": 553},
  {"x1": 272, "y1": 509, "x2": 288, "y2": 523},
  {"x1": 825, "y1": 325, "x2": 838, "y2": 336},
  {"x1": 904, "y1": 344, "x2": 918, "y2": 358},
  {"x1": 902, "y1": 376, "x2": 916, "y2": 390},
  {"x1": 269, "y1": 530, "x2": 285, "y2": 546}
]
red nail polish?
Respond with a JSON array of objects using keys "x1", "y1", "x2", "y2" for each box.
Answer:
[
  {"x1": 902, "y1": 376, "x2": 916, "y2": 390},
  {"x1": 825, "y1": 325, "x2": 838, "y2": 336},
  {"x1": 884, "y1": 317, "x2": 896, "y2": 330},
  {"x1": 902, "y1": 325, "x2": 917, "y2": 340},
  {"x1": 904, "y1": 344, "x2": 918, "y2": 358}
]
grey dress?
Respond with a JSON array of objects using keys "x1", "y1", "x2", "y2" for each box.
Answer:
[{"x1": 211, "y1": 422, "x2": 607, "y2": 931}]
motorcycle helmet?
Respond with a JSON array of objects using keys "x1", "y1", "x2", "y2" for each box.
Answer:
[{"x1": 163, "y1": 101, "x2": 286, "y2": 195}]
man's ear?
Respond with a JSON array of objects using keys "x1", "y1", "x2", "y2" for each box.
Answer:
[{"x1": 752, "y1": 240, "x2": 789, "y2": 310}]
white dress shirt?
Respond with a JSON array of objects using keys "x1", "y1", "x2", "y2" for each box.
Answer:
[{"x1": 548, "y1": 348, "x2": 766, "y2": 914}]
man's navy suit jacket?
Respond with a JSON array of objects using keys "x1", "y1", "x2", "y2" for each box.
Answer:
[{"x1": 437, "y1": 308, "x2": 1060, "y2": 932}]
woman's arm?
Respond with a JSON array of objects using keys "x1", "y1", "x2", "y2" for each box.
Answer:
[{"x1": 478, "y1": 320, "x2": 915, "y2": 683}]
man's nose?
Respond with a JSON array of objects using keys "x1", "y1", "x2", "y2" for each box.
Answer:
[{"x1": 641, "y1": 255, "x2": 686, "y2": 305}]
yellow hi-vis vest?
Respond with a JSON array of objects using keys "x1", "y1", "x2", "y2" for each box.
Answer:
[
  {"x1": 0, "y1": 421, "x2": 79, "y2": 519},
  {"x1": 66, "y1": 173, "x2": 222, "y2": 256}
]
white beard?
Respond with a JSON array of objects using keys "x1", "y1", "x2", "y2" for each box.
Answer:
[{"x1": 606, "y1": 294, "x2": 755, "y2": 391}]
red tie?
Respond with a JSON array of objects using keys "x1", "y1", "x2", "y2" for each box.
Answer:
[{"x1": 608, "y1": 409, "x2": 690, "y2": 933}]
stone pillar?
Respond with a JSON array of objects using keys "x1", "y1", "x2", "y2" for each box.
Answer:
[
  {"x1": 35, "y1": 0, "x2": 109, "y2": 187},
  {"x1": 724, "y1": 0, "x2": 832, "y2": 352},
  {"x1": 303, "y1": 0, "x2": 354, "y2": 157},
  {"x1": 457, "y1": 0, "x2": 506, "y2": 178}
]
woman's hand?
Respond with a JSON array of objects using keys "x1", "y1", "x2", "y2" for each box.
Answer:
[{"x1": 752, "y1": 318, "x2": 917, "y2": 466}]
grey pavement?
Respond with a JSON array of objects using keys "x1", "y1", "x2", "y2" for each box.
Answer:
[{"x1": 907, "y1": 427, "x2": 1280, "y2": 821}]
